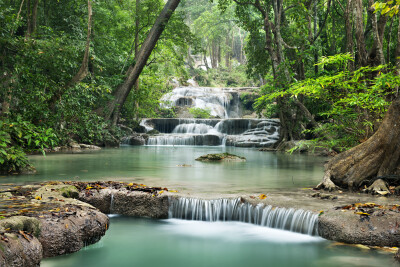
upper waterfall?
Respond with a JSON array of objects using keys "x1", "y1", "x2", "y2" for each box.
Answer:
[{"x1": 161, "y1": 86, "x2": 241, "y2": 118}]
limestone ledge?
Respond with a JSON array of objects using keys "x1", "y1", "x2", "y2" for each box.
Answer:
[
  {"x1": 1, "y1": 182, "x2": 400, "y2": 266},
  {"x1": 0, "y1": 184, "x2": 109, "y2": 267}
]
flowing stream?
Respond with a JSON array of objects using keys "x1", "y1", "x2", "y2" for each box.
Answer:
[
  {"x1": 41, "y1": 216, "x2": 396, "y2": 267},
  {"x1": 9, "y1": 87, "x2": 398, "y2": 266}
]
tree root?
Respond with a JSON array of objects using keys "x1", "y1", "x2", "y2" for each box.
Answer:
[
  {"x1": 315, "y1": 170, "x2": 340, "y2": 191},
  {"x1": 365, "y1": 179, "x2": 390, "y2": 196}
]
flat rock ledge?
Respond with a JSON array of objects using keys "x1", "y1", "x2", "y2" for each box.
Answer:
[{"x1": 2, "y1": 181, "x2": 400, "y2": 265}]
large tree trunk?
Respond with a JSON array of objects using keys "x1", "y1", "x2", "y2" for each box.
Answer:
[
  {"x1": 317, "y1": 98, "x2": 400, "y2": 190},
  {"x1": 103, "y1": 0, "x2": 181, "y2": 124}
]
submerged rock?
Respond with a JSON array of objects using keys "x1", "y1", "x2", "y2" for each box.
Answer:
[{"x1": 195, "y1": 153, "x2": 246, "y2": 162}]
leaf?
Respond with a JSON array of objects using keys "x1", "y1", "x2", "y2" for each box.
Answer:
[
  {"x1": 158, "y1": 190, "x2": 164, "y2": 195},
  {"x1": 85, "y1": 186, "x2": 92, "y2": 190},
  {"x1": 259, "y1": 194, "x2": 267, "y2": 200},
  {"x1": 169, "y1": 190, "x2": 178, "y2": 193},
  {"x1": 127, "y1": 183, "x2": 133, "y2": 186},
  {"x1": 319, "y1": 210, "x2": 324, "y2": 216},
  {"x1": 35, "y1": 196, "x2": 42, "y2": 200}
]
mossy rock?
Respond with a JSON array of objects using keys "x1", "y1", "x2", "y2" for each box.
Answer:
[
  {"x1": 195, "y1": 153, "x2": 246, "y2": 162},
  {"x1": 0, "y1": 216, "x2": 41, "y2": 237},
  {"x1": 147, "y1": 129, "x2": 160, "y2": 135}
]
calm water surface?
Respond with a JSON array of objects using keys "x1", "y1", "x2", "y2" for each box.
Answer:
[
  {"x1": 41, "y1": 216, "x2": 397, "y2": 267},
  {"x1": 3, "y1": 146, "x2": 396, "y2": 266},
  {"x1": 2, "y1": 146, "x2": 325, "y2": 193}
]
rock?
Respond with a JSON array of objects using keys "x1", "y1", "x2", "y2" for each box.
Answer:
[
  {"x1": 366, "y1": 179, "x2": 390, "y2": 195},
  {"x1": 195, "y1": 153, "x2": 246, "y2": 162},
  {"x1": 79, "y1": 189, "x2": 169, "y2": 218},
  {"x1": 123, "y1": 134, "x2": 149, "y2": 146},
  {"x1": 38, "y1": 206, "x2": 109, "y2": 257},
  {"x1": 79, "y1": 144, "x2": 101, "y2": 150},
  {"x1": 0, "y1": 230, "x2": 42, "y2": 267}
]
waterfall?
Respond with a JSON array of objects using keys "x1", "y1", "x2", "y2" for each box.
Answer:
[
  {"x1": 168, "y1": 197, "x2": 318, "y2": 236},
  {"x1": 110, "y1": 194, "x2": 115, "y2": 214},
  {"x1": 161, "y1": 87, "x2": 232, "y2": 118}
]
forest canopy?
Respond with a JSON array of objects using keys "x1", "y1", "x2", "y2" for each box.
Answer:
[{"x1": 1, "y1": 0, "x2": 400, "y2": 188}]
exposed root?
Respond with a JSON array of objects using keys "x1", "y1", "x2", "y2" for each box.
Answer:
[
  {"x1": 315, "y1": 170, "x2": 340, "y2": 191},
  {"x1": 365, "y1": 179, "x2": 390, "y2": 196}
]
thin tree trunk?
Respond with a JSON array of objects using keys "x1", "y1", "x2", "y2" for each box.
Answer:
[
  {"x1": 67, "y1": 0, "x2": 92, "y2": 87},
  {"x1": 314, "y1": 0, "x2": 318, "y2": 75},
  {"x1": 396, "y1": 12, "x2": 400, "y2": 72},
  {"x1": 354, "y1": 0, "x2": 368, "y2": 66},
  {"x1": 386, "y1": 17, "x2": 393, "y2": 64},
  {"x1": 31, "y1": 0, "x2": 39, "y2": 34},
  {"x1": 368, "y1": 0, "x2": 385, "y2": 65},
  {"x1": 345, "y1": 0, "x2": 354, "y2": 70},
  {"x1": 103, "y1": 0, "x2": 181, "y2": 124},
  {"x1": 134, "y1": 0, "x2": 141, "y2": 121}
]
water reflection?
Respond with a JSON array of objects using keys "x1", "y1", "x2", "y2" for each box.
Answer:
[{"x1": 1, "y1": 146, "x2": 325, "y2": 193}]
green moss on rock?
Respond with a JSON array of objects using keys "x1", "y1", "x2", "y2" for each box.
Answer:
[
  {"x1": 195, "y1": 153, "x2": 246, "y2": 162},
  {"x1": 0, "y1": 216, "x2": 41, "y2": 237}
]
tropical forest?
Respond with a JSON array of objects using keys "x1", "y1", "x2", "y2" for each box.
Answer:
[{"x1": 0, "y1": 0, "x2": 400, "y2": 266}]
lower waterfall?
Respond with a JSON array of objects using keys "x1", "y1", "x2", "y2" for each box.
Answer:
[{"x1": 168, "y1": 197, "x2": 318, "y2": 236}]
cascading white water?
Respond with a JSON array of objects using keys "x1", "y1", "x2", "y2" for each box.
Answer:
[
  {"x1": 144, "y1": 118, "x2": 280, "y2": 147},
  {"x1": 161, "y1": 87, "x2": 232, "y2": 118},
  {"x1": 168, "y1": 197, "x2": 319, "y2": 236}
]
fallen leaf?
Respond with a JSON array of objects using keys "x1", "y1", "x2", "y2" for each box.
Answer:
[
  {"x1": 35, "y1": 196, "x2": 42, "y2": 200},
  {"x1": 259, "y1": 194, "x2": 267, "y2": 200}
]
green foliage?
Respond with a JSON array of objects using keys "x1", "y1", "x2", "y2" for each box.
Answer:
[
  {"x1": 0, "y1": 117, "x2": 58, "y2": 173},
  {"x1": 258, "y1": 54, "x2": 399, "y2": 150},
  {"x1": 189, "y1": 107, "x2": 211, "y2": 118}
]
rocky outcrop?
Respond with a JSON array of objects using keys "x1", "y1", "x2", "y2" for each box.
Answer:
[
  {"x1": 80, "y1": 189, "x2": 169, "y2": 218},
  {"x1": 0, "y1": 222, "x2": 42, "y2": 267},
  {"x1": 195, "y1": 153, "x2": 246, "y2": 162},
  {"x1": 121, "y1": 134, "x2": 149, "y2": 146},
  {"x1": 38, "y1": 206, "x2": 108, "y2": 257},
  {"x1": 0, "y1": 184, "x2": 109, "y2": 266}
]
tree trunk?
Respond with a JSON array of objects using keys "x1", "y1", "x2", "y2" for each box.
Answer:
[
  {"x1": 353, "y1": 0, "x2": 368, "y2": 66},
  {"x1": 103, "y1": 0, "x2": 181, "y2": 124},
  {"x1": 67, "y1": 0, "x2": 92, "y2": 87},
  {"x1": 368, "y1": 0, "x2": 385, "y2": 65},
  {"x1": 396, "y1": 12, "x2": 400, "y2": 72},
  {"x1": 318, "y1": 98, "x2": 400, "y2": 190},
  {"x1": 134, "y1": 0, "x2": 141, "y2": 121},
  {"x1": 345, "y1": 0, "x2": 354, "y2": 70}
]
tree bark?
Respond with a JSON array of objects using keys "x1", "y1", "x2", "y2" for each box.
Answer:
[
  {"x1": 318, "y1": 98, "x2": 400, "y2": 189},
  {"x1": 344, "y1": 0, "x2": 354, "y2": 71},
  {"x1": 353, "y1": 0, "x2": 368, "y2": 66},
  {"x1": 103, "y1": 0, "x2": 181, "y2": 124},
  {"x1": 368, "y1": 0, "x2": 385, "y2": 65}
]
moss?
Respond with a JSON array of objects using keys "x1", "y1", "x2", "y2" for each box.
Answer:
[
  {"x1": 195, "y1": 153, "x2": 246, "y2": 162},
  {"x1": 59, "y1": 186, "x2": 79, "y2": 199},
  {"x1": 0, "y1": 216, "x2": 41, "y2": 237}
]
